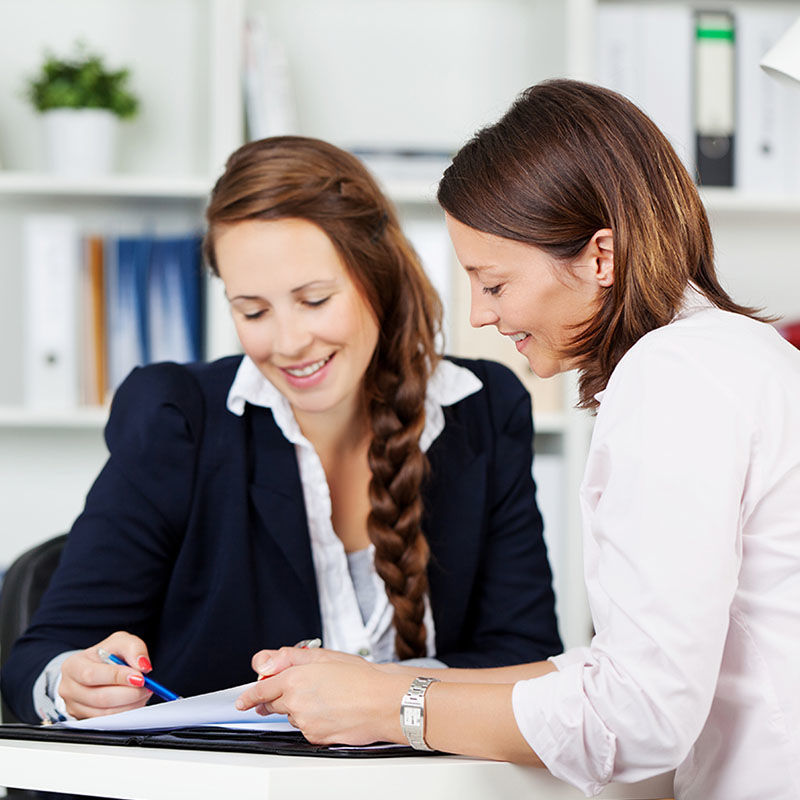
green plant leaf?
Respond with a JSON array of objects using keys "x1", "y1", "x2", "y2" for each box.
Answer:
[{"x1": 24, "y1": 42, "x2": 140, "y2": 119}]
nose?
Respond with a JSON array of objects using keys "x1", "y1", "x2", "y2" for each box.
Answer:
[
  {"x1": 469, "y1": 284, "x2": 500, "y2": 329},
  {"x1": 273, "y1": 311, "x2": 313, "y2": 357}
]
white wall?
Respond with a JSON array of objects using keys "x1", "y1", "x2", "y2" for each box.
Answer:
[{"x1": 0, "y1": 427, "x2": 106, "y2": 566}]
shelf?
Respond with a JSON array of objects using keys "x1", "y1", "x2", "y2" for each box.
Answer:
[
  {"x1": 0, "y1": 172, "x2": 212, "y2": 200},
  {"x1": 0, "y1": 170, "x2": 441, "y2": 207},
  {"x1": 0, "y1": 405, "x2": 565, "y2": 437},
  {"x1": 0, "y1": 406, "x2": 108, "y2": 430},
  {"x1": 3, "y1": 173, "x2": 798, "y2": 213},
  {"x1": 700, "y1": 188, "x2": 800, "y2": 215}
]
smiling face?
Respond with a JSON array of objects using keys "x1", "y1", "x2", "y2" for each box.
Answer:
[
  {"x1": 214, "y1": 217, "x2": 380, "y2": 425},
  {"x1": 445, "y1": 214, "x2": 609, "y2": 379}
]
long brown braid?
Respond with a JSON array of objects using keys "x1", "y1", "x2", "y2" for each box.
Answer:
[{"x1": 204, "y1": 137, "x2": 442, "y2": 658}]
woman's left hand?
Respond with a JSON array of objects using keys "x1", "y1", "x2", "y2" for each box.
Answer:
[
  {"x1": 235, "y1": 659, "x2": 409, "y2": 746},
  {"x1": 249, "y1": 644, "x2": 365, "y2": 680}
]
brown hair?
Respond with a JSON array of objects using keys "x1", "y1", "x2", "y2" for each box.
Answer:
[
  {"x1": 204, "y1": 136, "x2": 442, "y2": 658},
  {"x1": 438, "y1": 79, "x2": 766, "y2": 408}
]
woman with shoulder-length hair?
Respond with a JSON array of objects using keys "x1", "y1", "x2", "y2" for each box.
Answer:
[
  {"x1": 1, "y1": 136, "x2": 562, "y2": 725},
  {"x1": 236, "y1": 82, "x2": 800, "y2": 800}
]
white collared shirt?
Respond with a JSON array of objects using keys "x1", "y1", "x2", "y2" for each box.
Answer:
[
  {"x1": 512, "y1": 289, "x2": 800, "y2": 799},
  {"x1": 227, "y1": 355, "x2": 482, "y2": 662}
]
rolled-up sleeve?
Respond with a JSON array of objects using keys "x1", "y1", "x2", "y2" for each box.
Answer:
[{"x1": 513, "y1": 658, "x2": 616, "y2": 795}]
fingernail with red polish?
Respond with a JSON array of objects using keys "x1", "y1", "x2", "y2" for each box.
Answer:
[
  {"x1": 137, "y1": 656, "x2": 152, "y2": 672},
  {"x1": 128, "y1": 674, "x2": 145, "y2": 688}
]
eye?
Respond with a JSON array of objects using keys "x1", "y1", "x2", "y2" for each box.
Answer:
[
  {"x1": 242, "y1": 310, "x2": 265, "y2": 320},
  {"x1": 482, "y1": 284, "x2": 503, "y2": 296},
  {"x1": 304, "y1": 296, "x2": 331, "y2": 308}
]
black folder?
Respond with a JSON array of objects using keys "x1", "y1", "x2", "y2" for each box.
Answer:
[{"x1": 0, "y1": 722, "x2": 432, "y2": 759}]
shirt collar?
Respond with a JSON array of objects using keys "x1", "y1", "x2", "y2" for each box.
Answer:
[
  {"x1": 226, "y1": 356, "x2": 483, "y2": 453},
  {"x1": 593, "y1": 283, "x2": 713, "y2": 405},
  {"x1": 672, "y1": 281, "x2": 714, "y2": 321}
]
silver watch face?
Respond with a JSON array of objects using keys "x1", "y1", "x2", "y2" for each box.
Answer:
[{"x1": 403, "y1": 706, "x2": 422, "y2": 726}]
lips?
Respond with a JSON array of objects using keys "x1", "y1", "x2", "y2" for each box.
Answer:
[
  {"x1": 503, "y1": 331, "x2": 531, "y2": 353},
  {"x1": 283, "y1": 354, "x2": 333, "y2": 378}
]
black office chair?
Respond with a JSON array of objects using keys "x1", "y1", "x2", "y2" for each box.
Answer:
[
  {"x1": 0, "y1": 534, "x2": 68, "y2": 724},
  {"x1": 0, "y1": 535, "x2": 116, "y2": 800},
  {"x1": 0, "y1": 535, "x2": 77, "y2": 800}
]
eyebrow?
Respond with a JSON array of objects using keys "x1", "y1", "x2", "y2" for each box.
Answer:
[
  {"x1": 227, "y1": 279, "x2": 338, "y2": 302},
  {"x1": 463, "y1": 264, "x2": 501, "y2": 274}
]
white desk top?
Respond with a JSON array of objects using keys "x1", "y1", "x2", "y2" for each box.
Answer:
[{"x1": 0, "y1": 738, "x2": 675, "y2": 800}]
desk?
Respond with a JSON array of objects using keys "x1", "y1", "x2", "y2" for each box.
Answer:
[{"x1": 0, "y1": 739, "x2": 674, "y2": 800}]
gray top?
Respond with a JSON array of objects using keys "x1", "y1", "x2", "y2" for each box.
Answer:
[{"x1": 346, "y1": 547, "x2": 378, "y2": 625}]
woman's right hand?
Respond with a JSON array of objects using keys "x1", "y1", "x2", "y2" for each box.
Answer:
[{"x1": 58, "y1": 631, "x2": 154, "y2": 719}]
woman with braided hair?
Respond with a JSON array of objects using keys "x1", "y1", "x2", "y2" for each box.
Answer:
[{"x1": 1, "y1": 136, "x2": 561, "y2": 724}]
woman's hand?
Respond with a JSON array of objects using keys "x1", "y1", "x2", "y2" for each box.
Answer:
[
  {"x1": 249, "y1": 645, "x2": 366, "y2": 679},
  {"x1": 58, "y1": 631, "x2": 154, "y2": 719},
  {"x1": 236, "y1": 649, "x2": 410, "y2": 746}
]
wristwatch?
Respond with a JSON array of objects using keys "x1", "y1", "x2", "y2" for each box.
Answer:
[{"x1": 400, "y1": 676, "x2": 440, "y2": 751}]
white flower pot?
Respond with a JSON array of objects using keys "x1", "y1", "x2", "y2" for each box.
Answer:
[{"x1": 42, "y1": 108, "x2": 119, "y2": 176}]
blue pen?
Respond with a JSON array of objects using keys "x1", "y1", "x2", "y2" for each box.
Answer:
[{"x1": 98, "y1": 647, "x2": 182, "y2": 701}]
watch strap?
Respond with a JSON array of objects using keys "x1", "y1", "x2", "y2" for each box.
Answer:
[{"x1": 400, "y1": 676, "x2": 440, "y2": 751}]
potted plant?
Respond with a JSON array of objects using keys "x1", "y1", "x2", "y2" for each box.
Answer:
[{"x1": 24, "y1": 42, "x2": 140, "y2": 176}]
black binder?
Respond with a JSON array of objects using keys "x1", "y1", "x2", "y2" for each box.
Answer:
[
  {"x1": 693, "y1": 9, "x2": 736, "y2": 186},
  {"x1": 0, "y1": 722, "x2": 432, "y2": 759}
]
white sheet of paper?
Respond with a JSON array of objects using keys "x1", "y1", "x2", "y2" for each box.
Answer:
[{"x1": 55, "y1": 682, "x2": 296, "y2": 732}]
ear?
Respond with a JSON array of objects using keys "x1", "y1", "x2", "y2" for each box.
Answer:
[{"x1": 588, "y1": 228, "x2": 614, "y2": 288}]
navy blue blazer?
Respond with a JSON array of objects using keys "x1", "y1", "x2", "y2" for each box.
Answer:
[{"x1": 1, "y1": 356, "x2": 561, "y2": 723}]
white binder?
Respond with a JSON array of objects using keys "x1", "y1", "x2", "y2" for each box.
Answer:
[
  {"x1": 23, "y1": 215, "x2": 81, "y2": 409},
  {"x1": 596, "y1": 3, "x2": 693, "y2": 175},
  {"x1": 736, "y1": 7, "x2": 800, "y2": 193}
]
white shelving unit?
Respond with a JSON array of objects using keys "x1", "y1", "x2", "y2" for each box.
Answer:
[
  {"x1": 1, "y1": 0, "x2": 799, "y2": 651},
  {"x1": 700, "y1": 187, "x2": 800, "y2": 214},
  {"x1": 0, "y1": 172, "x2": 212, "y2": 199}
]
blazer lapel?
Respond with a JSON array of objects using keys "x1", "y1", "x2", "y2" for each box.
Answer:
[
  {"x1": 247, "y1": 408, "x2": 319, "y2": 602},
  {"x1": 424, "y1": 419, "x2": 487, "y2": 641}
]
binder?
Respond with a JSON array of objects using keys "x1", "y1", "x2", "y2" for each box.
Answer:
[
  {"x1": 694, "y1": 10, "x2": 736, "y2": 186},
  {"x1": 147, "y1": 234, "x2": 204, "y2": 364},
  {"x1": 0, "y1": 683, "x2": 424, "y2": 757},
  {"x1": 22, "y1": 215, "x2": 81, "y2": 409},
  {"x1": 80, "y1": 235, "x2": 108, "y2": 406},
  {"x1": 735, "y1": 7, "x2": 800, "y2": 193},
  {"x1": 595, "y1": 3, "x2": 693, "y2": 174},
  {"x1": 243, "y1": 12, "x2": 296, "y2": 140},
  {"x1": 107, "y1": 232, "x2": 205, "y2": 391},
  {"x1": 0, "y1": 723, "x2": 423, "y2": 759},
  {"x1": 25, "y1": 228, "x2": 206, "y2": 403},
  {"x1": 106, "y1": 235, "x2": 151, "y2": 392}
]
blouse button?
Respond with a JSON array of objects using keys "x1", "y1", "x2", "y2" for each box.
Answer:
[{"x1": 358, "y1": 647, "x2": 371, "y2": 657}]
